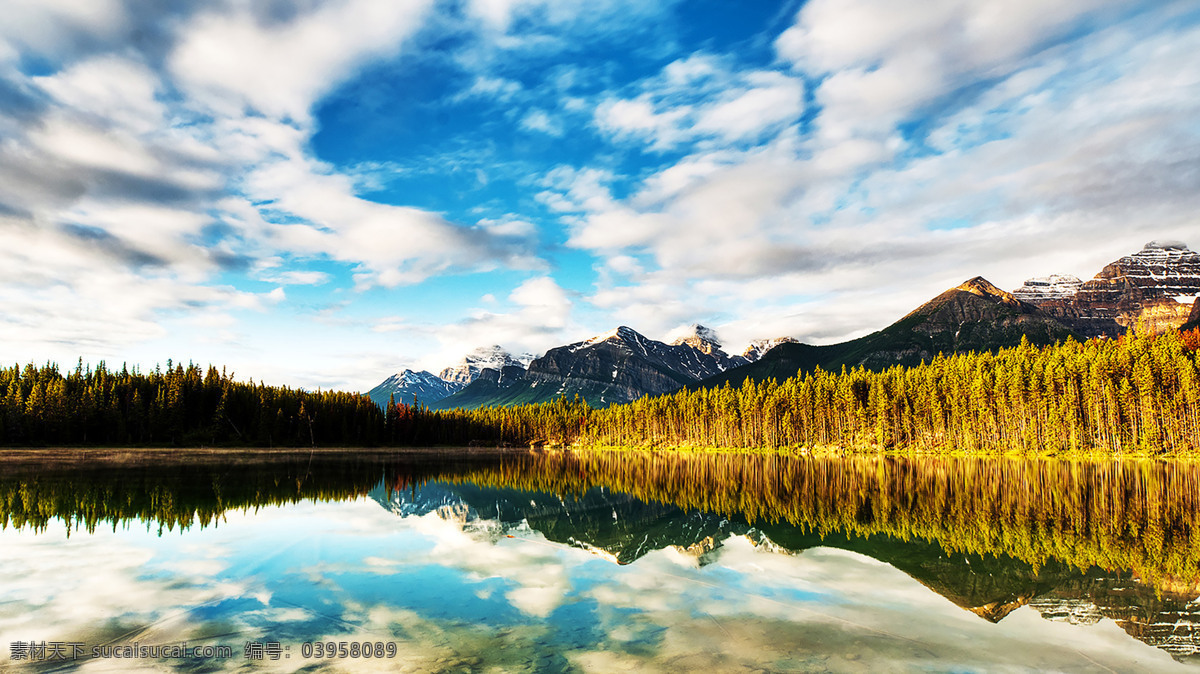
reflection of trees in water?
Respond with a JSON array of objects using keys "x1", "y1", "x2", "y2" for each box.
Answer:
[
  {"x1": 451, "y1": 451, "x2": 1200, "y2": 588},
  {"x1": 0, "y1": 451, "x2": 502, "y2": 535},
  {"x1": 5, "y1": 449, "x2": 1200, "y2": 662},
  {"x1": 3, "y1": 449, "x2": 1199, "y2": 590}
]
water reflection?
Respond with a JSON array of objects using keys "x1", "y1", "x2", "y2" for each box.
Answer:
[{"x1": 1, "y1": 448, "x2": 1199, "y2": 670}]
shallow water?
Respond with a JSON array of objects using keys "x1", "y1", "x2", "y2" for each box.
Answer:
[{"x1": 1, "y1": 448, "x2": 1198, "y2": 672}]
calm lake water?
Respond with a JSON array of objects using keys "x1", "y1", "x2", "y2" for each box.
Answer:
[{"x1": 1, "y1": 448, "x2": 1199, "y2": 672}]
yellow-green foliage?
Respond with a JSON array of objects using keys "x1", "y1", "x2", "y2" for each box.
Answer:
[
  {"x1": 4, "y1": 447, "x2": 1198, "y2": 590},
  {"x1": 3, "y1": 329, "x2": 1199, "y2": 454},
  {"x1": 579, "y1": 330, "x2": 1200, "y2": 454},
  {"x1": 448, "y1": 450, "x2": 1200, "y2": 588}
]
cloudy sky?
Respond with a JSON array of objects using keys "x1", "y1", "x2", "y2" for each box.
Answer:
[{"x1": 2, "y1": 0, "x2": 1198, "y2": 391}]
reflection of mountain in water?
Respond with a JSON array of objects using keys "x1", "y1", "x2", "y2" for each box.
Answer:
[
  {"x1": 370, "y1": 473, "x2": 1200, "y2": 663},
  {"x1": 1032, "y1": 576, "x2": 1200, "y2": 660},
  {"x1": 5, "y1": 448, "x2": 1200, "y2": 662},
  {"x1": 369, "y1": 480, "x2": 752, "y2": 564}
]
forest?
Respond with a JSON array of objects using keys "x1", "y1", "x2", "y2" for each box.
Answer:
[{"x1": 2, "y1": 328, "x2": 1199, "y2": 454}]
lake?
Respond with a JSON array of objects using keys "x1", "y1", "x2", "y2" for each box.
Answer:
[{"x1": 1, "y1": 448, "x2": 1198, "y2": 672}]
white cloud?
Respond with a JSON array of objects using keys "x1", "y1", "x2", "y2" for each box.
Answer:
[
  {"x1": 169, "y1": 0, "x2": 435, "y2": 122},
  {"x1": 0, "y1": 217, "x2": 276, "y2": 363},
  {"x1": 240, "y1": 153, "x2": 529, "y2": 288},
  {"x1": 0, "y1": 0, "x2": 129, "y2": 59},
  {"x1": 595, "y1": 97, "x2": 693, "y2": 150},
  {"x1": 467, "y1": 0, "x2": 680, "y2": 37},
  {"x1": 455, "y1": 75, "x2": 523, "y2": 102},
  {"x1": 34, "y1": 55, "x2": 165, "y2": 134},
  {"x1": 1, "y1": 0, "x2": 1197, "y2": 388},
  {"x1": 775, "y1": 0, "x2": 1125, "y2": 76},
  {"x1": 549, "y1": 2, "x2": 1200, "y2": 348},
  {"x1": 692, "y1": 71, "x2": 805, "y2": 142},
  {"x1": 418, "y1": 275, "x2": 574, "y2": 370},
  {"x1": 0, "y1": 0, "x2": 570, "y2": 383},
  {"x1": 594, "y1": 57, "x2": 805, "y2": 151},
  {"x1": 263, "y1": 270, "x2": 332, "y2": 286},
  {"x1": 776, "y1": 0, "x2": 1130, "y2": 154},
  {"x1": 520, "y1": 108, "x2": 565, "y2": 136},
  {"x1": 0, "y1": 0, "x2": 543, "y2": 380}
]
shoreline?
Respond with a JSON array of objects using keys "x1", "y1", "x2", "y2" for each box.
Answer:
[{"x1": 2, "y1": 444, "x2": 1199, "y2": 461}]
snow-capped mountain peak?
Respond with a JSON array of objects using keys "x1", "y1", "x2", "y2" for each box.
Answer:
[
  {"x1": 367, "y1": 369, "x2": 463, "y2": 407},
  {"x1": 439, "y1": 345, "x2": 532, "y2": 385},
  {"x1": 741, "y1": 337, "x2": 798, "y2": 362},
  {"x1": 668, "y1": 324, "x2": 724, "y2": 356},
  {"x1": 586, "y1": 326, "x2": 644, "y2": 346}
]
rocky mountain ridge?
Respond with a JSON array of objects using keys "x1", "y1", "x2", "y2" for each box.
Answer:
[
  {"x1": 704, "y1": 275, "x2": 1078, "y2": 390},
  {"x1": 438, "y1": 345, "x2": 533, "y2": 385},
  {"x1": 1013, "y1": 240, "x2": 1200, "y2": 337},
  {"x1": 741, "y1": 336, "x2": 799, "y2": 362},
  {"x1": 369, "y1": 323, "x2": 799, "y2": 411},
  {"x1": 1011, "y1": 274, "x2": 1084, "y2": 302},
  {"x1": 367, "y1": 369, "x2": 464, "y2": 408},
  {"x1": 429, "y1": 324, "x2": 751, "y2": 410}
]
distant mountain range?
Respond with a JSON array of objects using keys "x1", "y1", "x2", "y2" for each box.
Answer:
[
  {"x1": 703, "y1": 275, "x2": 1078, "y2": 390},
  {"x1": 427, "y1": 324, "x2": 768, "y2": 410},
  {"x1": 366, "y1": 346, "x2": 533, "y2": 408},
  {"x1": 370, "y1": 240, "x2": 1200, "y2": 410}
]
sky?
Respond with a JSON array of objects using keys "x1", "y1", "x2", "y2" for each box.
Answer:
[{"x1": 1, "y1": 0, "x2": 1199, "y2": 392}]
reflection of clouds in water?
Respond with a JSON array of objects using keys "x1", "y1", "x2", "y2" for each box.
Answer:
[
  {"x1": 297, "y1": 605, "x2": 567, "y2": 674},
  {"x1": 285, "y1": 504, "x2": 584, "y2": 622},
  {"x1": 572, "y1": 538, "x2": 1193, "y2": 672},
  {"x1": 397, "y1": 511, "x2": 581, "y2": 618},
  {"x1": 0, "y1": 520, "x2": 248, "y2": 646},
  {"x1": 2, "y1": 499, "x2": 1194, "y2": 673}
]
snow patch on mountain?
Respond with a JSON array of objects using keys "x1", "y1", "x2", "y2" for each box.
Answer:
[
  {"x1": 741, "y1": 337, "x2": 798, "y2": 362},
  {"x1": 367, "y1": 369, "x2": 464, "y2": 407},
  {"x1": 1011, "y1": 274, "x2": 1083, "y2": 302},
  {"x1": 439, "y1": 345, "x2": 533, "y2": 384},
  {"x1": 667, "y1": 324, "x2": 722, "y2": 348}
]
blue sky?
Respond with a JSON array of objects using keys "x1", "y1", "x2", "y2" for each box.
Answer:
[{"x1": 1, "y1": 0, "x2": 1198, "y2": 391}]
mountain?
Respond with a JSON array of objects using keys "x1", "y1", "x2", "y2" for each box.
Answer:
[
  {"x1": 1184, "y1": 299, "x2": 1200, "y2": 332},
  {"x1": 422, "y1": 364, "x2": 530, "y2": 410},
  {"x1": 1011, "y1": 274, "x2": 1084, "y2": 302},
  {"x1": 1028, "y1": 575, "x2": 1200, "y2": 661},
  {"x1": 370, "y1": 479, "x2": 750, "y2": 564},
  {"x1": 438, "y1": 345, "x2": 534, "y2": 385},
  {"x1": 668, "y1": 324, "x2": 748, "y2": 371},
  {"x1": 699, "y1": 277, "x2": 1078, "y2": 389},
  {"x1": 377, "y1": 239, "x2": 1200, "y2": 412},
  {"x1": 1014, "y1": 240, "x2": 1200, "y2": 337},
  {"x1": 430, "y1": 325, "x2": 742, "y2": 410},
  {"x1": 367, "y1": 369, "x2": 464, "y2": 407},
  {"x1": 741, "y1": 337, "x2": 799, "y2": 362}
]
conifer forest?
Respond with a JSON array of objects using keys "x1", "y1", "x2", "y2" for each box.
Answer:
[{"x1": 2, "y1": 328, "x2": 1200, "y2": 455}]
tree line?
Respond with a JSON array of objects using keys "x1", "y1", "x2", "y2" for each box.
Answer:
[
  {"x1": 580, "y1": 328, "x2": 1200, "y2": 454},
  {"x1": 2, "y1": 328, "x2": 1199, "y2": 453},
  {"x1": 0, "y1": 359, "x2": 586, "y2": 448}
]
